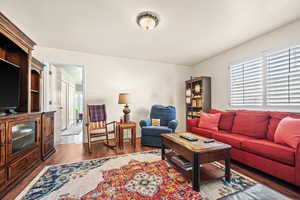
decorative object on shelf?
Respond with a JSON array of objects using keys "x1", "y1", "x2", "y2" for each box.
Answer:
[
  {"x1": 118, "y1": 93, "x2": 131, "y2": 122},
  {"x1": 196, "y1": 99, "x2": 202, "y2": 107},
  {"x1": 192, "y1": 100, "x2": 197, "y2": 107},
  {"x1": 185, "y1": 76, "x2": 211, "y2": 127},
  {"x1": 186, "y1": 97, "x2": 191, "y2": 104},
  {"x1": 193, "y1": 112, "x2": 201, "y2": 117},
  {"x1": 136, "y1": 11, "x2": 160, "y2": 30},
  {"x1": 186, "y1": 88, "x2": 192, "y2": 96},
  {"x1": 195, "y1": 84, "x2": 201, "y2": 93}
]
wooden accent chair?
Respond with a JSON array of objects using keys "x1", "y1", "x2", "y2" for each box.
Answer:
[{"x1": 86, "y1": 104, "x2": 117, "y2": 153}]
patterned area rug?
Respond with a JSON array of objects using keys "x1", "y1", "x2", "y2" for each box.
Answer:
[{"x1": 16, "y1": 150, "x2": 290, "y2": 200}]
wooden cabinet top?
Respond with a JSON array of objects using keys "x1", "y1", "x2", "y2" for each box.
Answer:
[
  {"x1": 0, "y1": 112, "x2": 42, "y2": 122},
  {"x1": 0, "y1": 12, "x2": 36, "y2": 53}
]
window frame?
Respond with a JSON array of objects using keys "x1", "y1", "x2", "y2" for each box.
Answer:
[
  {"x1": 229, "y1": 43, "x2": 300, "y2": 112},
  {"x1": 229, "y1": 56, "x2": 264, "y2": 108}
]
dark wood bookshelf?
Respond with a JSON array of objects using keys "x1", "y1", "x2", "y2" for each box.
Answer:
[
  {"x1": 31, "y1": 57, "x2": 44, "y2": 112},
  {"x1": 185, "y1": 77, "x2": 211, "y2": 126}
]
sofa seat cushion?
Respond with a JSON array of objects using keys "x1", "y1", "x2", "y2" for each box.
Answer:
[
  {"x1": 141, "y1": 126, "x2": 172, "y2": 136},
  {"x1": 213, "y1": 133, "x2": 252, "y2": 149},
  {"x1": 241, "y1": 139, "x2": 295, "y2": 165},
  {"x1": 190, "y1": 127, "x2": 218, "y2": 138},
  {"x1": 232, "y1": 111, "x2": 269, "y2": 138}
]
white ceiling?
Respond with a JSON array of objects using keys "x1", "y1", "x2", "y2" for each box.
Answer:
[{"x1": 2, "y1": 0, "x2": 300, "y2": 66}]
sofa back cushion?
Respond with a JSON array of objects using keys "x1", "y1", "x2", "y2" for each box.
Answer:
[
  {"x1": 231, "y1": 111, "x2": 270, "y2": 138},
  {"x1": 187, "y1": 118, "x2": 200, "y2": 131},
  {"x1": 198, "y1": 112, "x2": 221, "y2": 131},
  {"x1": 208, "y1": 109, "x2": 236, "y2": 131},
  {"x1": 274, "y1": 116, "x2": 300, "y2": 148}
]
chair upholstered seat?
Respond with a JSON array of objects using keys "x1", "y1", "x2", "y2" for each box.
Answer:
[
  {"x1": 140, "y1": 105, "x2": 178, "y2": 147},
  {"x1": 141, "y1": 126, "x2": 172, "y2": 136}
]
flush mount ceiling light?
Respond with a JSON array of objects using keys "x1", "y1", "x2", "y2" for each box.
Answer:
[{"x1": 136, "y1": 11, "x2": 159, "y2": 30}]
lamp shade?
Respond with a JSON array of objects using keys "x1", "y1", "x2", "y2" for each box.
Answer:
[{"x1": 118, "y1": 93, "x2": 131, "y2": 104}]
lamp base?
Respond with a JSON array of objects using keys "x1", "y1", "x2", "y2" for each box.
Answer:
[
  {"x1": 124, "y1": 114, "x2": 130, "y2": 123},
  {"x1": 123, "y1": 105, "x2": 131, "y2": 122}
]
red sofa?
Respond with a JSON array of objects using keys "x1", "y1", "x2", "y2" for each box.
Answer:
[{"x1": 187, "y1": 110, "x2": 300, "y2": 187}]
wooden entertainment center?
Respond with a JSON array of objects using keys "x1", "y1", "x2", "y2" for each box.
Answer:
[{"x1": 0, "y1": 12, "x2": 55, "y2": 197}]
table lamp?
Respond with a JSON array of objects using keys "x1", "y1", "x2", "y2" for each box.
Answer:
[{"x1": 118, "y1": 93, "x2": 131, "y2": 122}]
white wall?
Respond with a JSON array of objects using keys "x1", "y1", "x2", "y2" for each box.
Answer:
[
  {"x1": 192, "y1": 19, "x2": 300, "y2": 110},
  {"x1": 33, "y1": 46, "x2": 191, "y2": 138}
]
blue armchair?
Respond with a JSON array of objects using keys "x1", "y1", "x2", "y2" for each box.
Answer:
[{"x1": 140, "y1": 105, "x2": 178, "y2": 147}]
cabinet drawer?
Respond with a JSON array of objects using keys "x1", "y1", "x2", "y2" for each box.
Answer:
[
  {"x1": 0, "y1": 167, "x2": 6, "y2": 187},
  {"x1": 8, "y1": 148, "x2": 40, "y2": 180}
]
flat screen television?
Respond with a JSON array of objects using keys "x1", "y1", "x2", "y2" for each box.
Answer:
[{"x1": 0, "y1": 58, "x2": 21, "y2": 112}]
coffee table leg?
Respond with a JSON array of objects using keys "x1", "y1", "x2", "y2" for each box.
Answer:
[
  {"x1": 225, "y1": 152, "x2": 231, "y2": 182},
  {"x1": 161, "y1": 143, "x2": 165, "y2": 160},
  {"x1": 192, "y1": 152, "x2": 200, "y2": 192}
]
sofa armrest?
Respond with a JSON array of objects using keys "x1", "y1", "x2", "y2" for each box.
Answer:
[
  {"x1": 140, "y1": 119, "x2": 151, "y2": 128},
  {"x1": 187, "y1": 118, "x2": 200, "y2": 132},
  {"x1": 168, "y1": 120, "x2": 178, "y2": 132},
  {"x1": 296, "y1": 142, "x2": 300, "y2": 186}
]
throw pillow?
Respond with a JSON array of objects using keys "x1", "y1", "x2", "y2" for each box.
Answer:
[
  {"x1": 151, "y1": 119, "x2": 160, "y2": 126},
  {"x1": 266, "y1": 112, "x2": 290, "y2": 141},
  {"x1": 198, "y1": 112, "x2": 221, "y2": 131},
  {"x1": 208, "y1": 109, "x2": 235, "y2": 131},
  {"x1": 274, "y1": 116, "x2": 300, "y2": 148}
]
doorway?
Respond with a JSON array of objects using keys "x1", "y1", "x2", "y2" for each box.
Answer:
[
  {"x1": 60, "y1": 80, "x2": 68, "y2": 130},
  {"x1": 47, "y1": 63, "x2": 85, "y2": 144}
]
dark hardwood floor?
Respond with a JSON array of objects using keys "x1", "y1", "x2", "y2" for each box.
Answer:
[{"x1": 3, "y1": 139, "x2": 300, "y2": 200}]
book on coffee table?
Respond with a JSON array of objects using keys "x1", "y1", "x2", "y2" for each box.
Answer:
[{"x1": 170, "y1": 155, "x2": 192, "y2": 171}]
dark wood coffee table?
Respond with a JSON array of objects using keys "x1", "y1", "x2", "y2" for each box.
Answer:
[{"x1": 161, "y1": 132, "x2": 231, "y2": 192}]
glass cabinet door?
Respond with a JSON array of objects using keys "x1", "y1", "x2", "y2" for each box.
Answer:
[
  {"x1": 7, "y1": 117, "x2": 40, "y2": 162},
  {"x1": 11, "y1": 121, "x2": 36, "y2": 154}
]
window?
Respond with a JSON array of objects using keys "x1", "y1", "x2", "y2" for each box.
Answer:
[
  {"x1": 266, "y1": 45, "x2": 300, "y2": 106},
  {"x1": 230, "y1": 44, "x2": 300, "y2": 109},
  {"x1": 230, "y1": 58, "x2": 263, "y2": 106}
]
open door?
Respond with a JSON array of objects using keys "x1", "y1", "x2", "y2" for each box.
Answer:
[
  {"x1": 68, "y1": 84, "x2": 76, "y2": 126},
  {"x1": 48, "y1": 64, "x2": 63, "y2": 134},
  {"x1": 60, "y1": 80, "x2": 68, "y2": 130}
]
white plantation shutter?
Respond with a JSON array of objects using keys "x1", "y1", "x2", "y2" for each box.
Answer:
[
  {"x1": 266, "y1": 45, "x2": 300, "y2": 106},
  {"x1": 230, "y1": 58, "x2": 263, "y2": 106}
]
